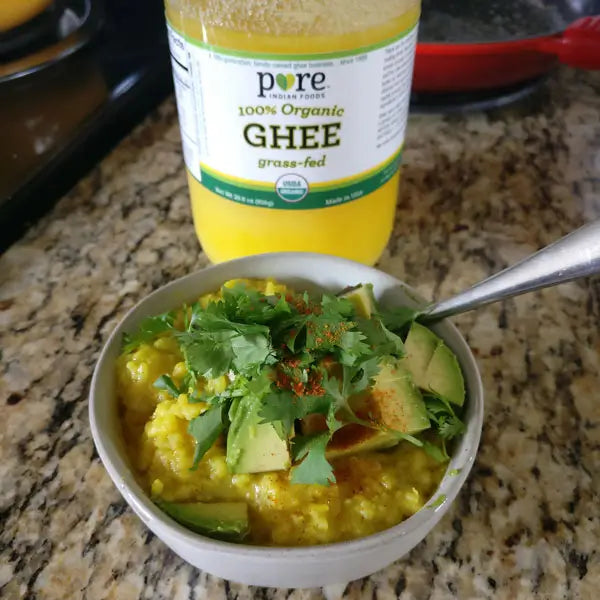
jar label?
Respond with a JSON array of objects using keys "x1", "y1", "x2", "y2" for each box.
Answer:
[{"x1": 167, "y1": 21, "x2": 418, "y2": 210}]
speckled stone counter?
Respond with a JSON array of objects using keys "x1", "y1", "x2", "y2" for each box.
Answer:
[{"x1": 2, "y1": 69, "x2": 600, "y2": 600}]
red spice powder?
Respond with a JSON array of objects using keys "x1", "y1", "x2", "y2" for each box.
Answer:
[{"x1": 275, "y1": 362, "x2": 325, "y2": 397}]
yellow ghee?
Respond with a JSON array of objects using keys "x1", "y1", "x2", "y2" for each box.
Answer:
[{"x1": 164, "y1": 1, "x2": 421, "y2": 265}]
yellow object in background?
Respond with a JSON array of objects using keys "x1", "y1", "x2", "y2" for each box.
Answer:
[
  {"x1": 164, "y1": 1, "x2": 421, "y2": 265},
  {"x1": 0, "y1": 0, "x2": 52, "y2": 32}
]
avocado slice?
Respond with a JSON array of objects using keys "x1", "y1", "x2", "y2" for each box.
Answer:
[
  {"x1": 226, "y1": 396, "x2": 291, "y2": 474},
  {"x1": 404, "y1": 322, "x2": 440, "y2": 389},
  {"x1": 424, "y1": 343, "x2": 465, "y2": 406},
  {"x1": 326, "y1": 424, "x2": 399, "y2": 460},
  {"x1": 339, "y1": 283, "x2": 378, "y2": 318},
  {"x1": 156, "y1": 500, "x2": 249, "y2": 541},
  {"x1": 367, "y1": 357, "x2": 430, "y2": 433},
  {"x1": 404, "y1": 322, "x2": 465, "y2": 406}
]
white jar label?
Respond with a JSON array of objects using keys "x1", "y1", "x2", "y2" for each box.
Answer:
[{"x1": 167, "y1": 21, "x2": 418, "y2": 210}]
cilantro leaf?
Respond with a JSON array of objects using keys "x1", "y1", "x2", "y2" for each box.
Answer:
[
  {"x1": 178, "y1": 330, "x2": 236, "y2": 380},
  {"x1": 424, "y1": 394, "x2": 456, "y2": 417},
  {"x1": 325, "y1": 399, "x2": 343, "y2": 432},
  {"x1": 321, "y1": 374, "x2": 350, "y2": 430},
  {"x1": 188, "y1": 405, "x2": 225, "y2": 469},
  {"x1": 320, "y1": 294, "x2": 354, "y2": 319},
  {"x1": 153, "y1": 375, "x2": 181, "y2": 398},
  {"x1": 259, "y1": 390, "x2": 331, "y2": 440},
  {"x1": 180, "y1": 373, "x2": 195, "y2": 395},
  {"x1": 337, "y1": 331, "x2": 372, "y2": 366},
  {"x1": 272, "y1": 291, "x2": 358, "y2": 354},
  {"x1": 187, "y1": 308, "x2": 269, "y2": 337},
  {"x1": 245, "y1": 368, "x2": 274, "y2": 398},
  {"x1": 347, "y1": 356, "x2": 380, "y2": 395},
  {"x1": 272, "y1": 294, "x2": 292, "y2": 317},
  {"x1": 424, "y1": 395, "x2": 466, "y2": 441},
  {"x1": 186, "y1": 302, "x2": 203, "y2": 331},
  {"x1": 320, "y1": 355, "x2": 380, "y2": 427},
  {"x1": 258, "y1": 390, "x2": 299, "y2": 440},
  {"x1": 437, "y1": 416, "x2": 466, "y2": 440},
  {"x1": 178, "y1": 323, "x2": 274, "y2": 380},
  {"x1": 379, "y1": 306, "x2": 419, "y2": 332},
  {"x1": 221, "y1": 283, "x2": 292, "y2": 325},
  {"x1": 283, "y1": 319, "x2": 308, "y2": 353},
  {"x1": 321, "y1": 364, "x2": 374, "y2": 431},
  {"x1": 230, "y1": 333, "x2": 275, "y2": 375},
  {"x1": 355, "y1": 316, "x2": 405, "y2": 357},
  {"x1": 305, "y1": 314, "x2": 353, "y2": 353},
  {"x1": 192, "y1": 373, "x2": 257, "y2": 406},
  {"x1": 290, "y1": 432, "x2": 335, "y2": 486},
  {"x1": 123, "y1": 312, "x2": 175, "y2": 352}
]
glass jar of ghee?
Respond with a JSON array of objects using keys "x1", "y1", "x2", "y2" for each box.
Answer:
[{"x1": 165, "y1": 0, "x2": 421, "y2": 265}]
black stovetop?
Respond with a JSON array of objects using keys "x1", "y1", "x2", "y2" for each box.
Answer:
[{"x1": 0, "y1": 0, "x2": 172, "y2": 251}]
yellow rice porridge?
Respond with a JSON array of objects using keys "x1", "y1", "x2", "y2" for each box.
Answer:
[{"x1": 116, "y1": 279, "x2": 456, "y2": 546}]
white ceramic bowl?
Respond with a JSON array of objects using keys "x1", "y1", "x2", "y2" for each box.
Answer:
[{"x1": 89, "y1": 252, "x2": 483, "y2": 588}]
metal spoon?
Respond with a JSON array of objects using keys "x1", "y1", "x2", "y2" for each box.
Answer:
[{"x1": 419, "y1": 219, "x2": 600, "y2": 322}]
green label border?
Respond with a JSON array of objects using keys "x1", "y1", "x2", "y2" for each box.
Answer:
[
  {"x1": 167, "y1": 18, "x2": 418, "y2": 61},
  {"x1": 196, "y1": 151, "x2": 402, "y2": 210}
]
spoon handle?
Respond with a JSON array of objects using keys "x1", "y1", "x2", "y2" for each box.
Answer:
[{"x1": 420, "y1": 220, "x2": 600, "y2": 322}]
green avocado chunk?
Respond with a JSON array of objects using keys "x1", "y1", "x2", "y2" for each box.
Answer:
[
  {"x1": 404, "y1": 322, "x2": 439, "y2": 388},
  {"x1": 339, "y1": 283, "x2": 378, "y2": 318},
  {"x1": 326, "y1": 425, "x2": 400, "y2": 460},
  {"x1": 404, "y1": 322, "x2": 465, "y2": 406},
  {"x1": 226, "y1": 396, "x2": 291, "y2": 474},
  {"x1": 157, "y1": 501, "x2": 249, "y2": 541},
  {"x1": 425, "y1": 343, "x2": 465, "y2": 406},
  {"x1": 366, "y1": 356, "x2": 430, "y2": 434}
]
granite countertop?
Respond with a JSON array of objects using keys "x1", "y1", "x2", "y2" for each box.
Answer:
[{"x1": 1, "y1": 68, "x2": 600, "y2": 600}]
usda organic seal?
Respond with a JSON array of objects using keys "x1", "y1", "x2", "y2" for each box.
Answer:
[{"x1": 275, "y1": 174, "x2": 309, "y2": 203}]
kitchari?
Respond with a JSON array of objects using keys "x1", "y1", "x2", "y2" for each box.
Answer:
[{"x1": 117, "y1": 279, "x2": 466, "y2": 546}]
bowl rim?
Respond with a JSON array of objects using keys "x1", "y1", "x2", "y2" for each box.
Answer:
[{"x1": 89, "y1": 251, "x2": 484, "y2": 558}]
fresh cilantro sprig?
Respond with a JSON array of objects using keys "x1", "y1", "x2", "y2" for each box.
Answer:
[
  {"x1": 195, "y1": 286, "x2": 412, "y2": 485},
  {"x1": 424, "y1": 395, "x2": 466, "y2": 440},
  {"x1": 177, "y1": 311, "x2": 276, "y2": 380},
  {"x1": 379, "y1": 306, "x2": 419, "y2": 333},
  {"x1": 290, "y1": 432, "x2": 335, "y2": 486},
  {"x1": 321, "y1": 359, "x2": 379, "y2": 429},
  {"x1": 259, "y1": 390, "x2": 330, "y2": 440},
  {"x1": 420, "y1": 395, "x2": 466, "y2": 462},
  {"x1": 337, "y1": 331, "x2": 372, "y2": 366},
  {"x1": 271, "y1": 293, "x2": 357, "y2": 355},
  {"x1": 221, "y1": 283, "x2": 292, "y2": 324},
  {"x1": 260, "y1": 357, "x2": 381, "y2": 484},
  {"x1": 354, "y1": 316, "x2": 405, "y2": 356},
  {"x1": 188, "y1": 404, "x2": 226, "y2": 469},
  {"x1": 153, "y1": 375, "x2": 183, "y2": 398},
  {"x1": 320, "y1": 293, "x2": 354, "y2": 318},
  {"x1": 188, "y1": 371, "x2": 268, "y2": 408},
  {"x1": 123, "y1": 311, "x2": 175, "y2": 352},
  {"x1": 133, "y1": 282, "x2": 464, "y2": 486}
]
